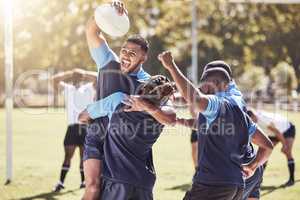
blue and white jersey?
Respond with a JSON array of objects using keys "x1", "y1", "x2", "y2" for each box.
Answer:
[
  {"x1": 87, "y1": 42, "x2": 151, "y2": 119},
  {"x1": 194, "y1": 92, "x2": 257, "y2": 187},
  {"x1": 83, "y1": 42, "x2": 150, "y2": 162},
  {"x1": 85, "y1": 42, "x2": 165, "y2": 190},
  {"x1": 225, "y1": 81, "x2": 256, "y2": 164}
]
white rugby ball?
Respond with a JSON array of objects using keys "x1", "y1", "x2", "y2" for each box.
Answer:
[{"x1": 94, "y1": 4, "x2": 130, "y2": 37}]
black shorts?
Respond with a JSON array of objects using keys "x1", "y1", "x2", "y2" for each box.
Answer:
[
  {"x1": 269, "y1": 123, "x2": 296, "y2": 142},
  {"x1": 190, "y1": 130, "x2": 198, "y2": 143},
  {"x1": 243, "y1": 165, "x2": 264, "y2": 200},
  {"x1": 63, "y1": 124, "x2": 87, "y2": 146},
  {"x1": 101, "y1": 179, "x2": 153, "y2": 200},
  {"x1": 183, "y1": 182, "x2": 243, "y2": 200},
  {"x1": 83, "y1": 117, "x2": 109, "y2": 161}
]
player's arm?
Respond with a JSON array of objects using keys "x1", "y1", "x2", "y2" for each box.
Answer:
[
  {"x1": 146, "y1": 104, "x2": 177, "y2": 126},
  {"x1": 158, "y1": 51, "x2": 209, "y2": 114},
  {"x1": 85, "y1": 1, "x2": 126, "y2": 49},
  {"x1": 72, "y1": 68, "x2": 97, "y2": 82},
  {"x1": 242, "y1": 127, "x2": 273, "y2": 178},
  {"x1": 51, "y1": 70, "x2": 74, "y2": 91},
  {"x1": 85, "y1": 16, "x2": 106, "y2": 49},
  {"x1": 86, "y1": 1, "x2": 124, "y2": 70},
  {"x1": 176, "y1": 118, "x2": 197, "y2": 130},
  {"x1": 51, "y1": 70, "x2": 73, "y2": 84},
  {"x1": 78, "y1": 92, "x2": 126, "y2": 123},
  {"x1": 124, "y1": 96, "x2": 177, "y2": 126}
]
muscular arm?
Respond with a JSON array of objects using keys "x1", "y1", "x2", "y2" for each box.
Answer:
[
  {"x1": 144, "y1": 103, "x2": 177, "y2": 126},
  {"x1": 124, "y1": 96, "x2": 177, "y2": 126},
  {"x1": 243, "y1": 127, "x2": 273, "y2": 177},
  {"x1": 51, "y1": 71, "x2": 74, "y2": 92},
  {"x1": 85, "y1": 16, "x2": 106, "y2": 49},
  {"x1": 158, "y1": 52, "x2": 209, "y2": 113},
  {"x1": 176, "y1": 118, "x2": 197, "y2": 130},
  {"x1": 251, "y1": 127, "x2": 274, "y2": 166}
]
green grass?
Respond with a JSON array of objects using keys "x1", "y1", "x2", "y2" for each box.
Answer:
[{"x1": 0, "y1": 108, "x2": 299, "y2": 200}]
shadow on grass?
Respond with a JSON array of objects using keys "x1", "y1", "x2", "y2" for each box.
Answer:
[
  {"x1": 261, "y1": 179, "x2": 300, "y2": 197},
  {"x1": 11, "y1": 188, "x2": 81, "y2": 200},
  {"x1": 166, "y1": 183, "x2": 191, "y2": 192},
  {"x1": 167, "y1": 179, "x2": 300, "y2": 196}
]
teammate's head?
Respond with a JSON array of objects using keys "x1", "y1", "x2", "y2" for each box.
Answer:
[
  {"x1": 200, "y1": 67, "x2": 230, "y2": 94},
  {"x1": 120, "y1": 35, "x2": 149, "y2": 74},
  {"x1": 72, "y1": 71, "x2": 84, "y2": 88},
  {"x1": 204, "y1": 60, "x2": 232, "y2": 80},
  {"x1": 246, "y1": 109, "x2": 258, "y2": 122}
]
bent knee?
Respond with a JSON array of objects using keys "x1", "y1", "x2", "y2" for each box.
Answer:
[
  {"x1": 86, "y1": 178, "x2": 100, "y2": 188},
  {"x1": 85, "y1": 183, "x2": 101, "y2": 195}
]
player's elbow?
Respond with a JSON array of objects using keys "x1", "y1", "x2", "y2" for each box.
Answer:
[
  {"x1": 265, "y1": 139, "x2": 274, "y2": 151},
  {"x1": 162, "y1": 113, "x2": 177, "y2": 126}
]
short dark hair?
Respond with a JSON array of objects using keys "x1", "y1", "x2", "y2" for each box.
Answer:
[
  {"x1": 126, "y1": 35, "x2": 149, "y2": 53},
  {"x1": 246, "y1": 110, "x2": 254, "y2": 117},
  {"x1": 204, "y1": 60, "x2": 232, "y2": 78},
  {"x1": 200, "y1": 67, "x2": 231, "y2": 84}
]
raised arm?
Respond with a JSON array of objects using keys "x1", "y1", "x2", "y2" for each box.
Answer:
[
  {"x1": 85, "y1": 16, "x2": 106, "y2": 49},
  {"x1": 73, "y1": 68, "x2": 97, "y2": 84},
  {"x1": 51, "y1": 70, "x2": 74, "y2": 91},
  {"x1": 85, "y1": 1, "x2": 125, "y2": 70},
  {"x1": 158, "y1": 51, "x2": 209, "y2": 114},
  {"x1": 85, "y1": 1, "x2": 126, "y2": 49}
]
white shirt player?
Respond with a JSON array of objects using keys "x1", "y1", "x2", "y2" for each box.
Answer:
[
  {"x1": 60, "y1": 82, "x2": 95, "y2": 125},
  {"x1": 256, "y1": 111, "x2": 291, "y2": 137}
]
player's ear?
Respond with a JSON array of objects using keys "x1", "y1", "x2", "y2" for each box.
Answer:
[{"x1": 141, "y1": 54, "x2": 148, "y2": 63}]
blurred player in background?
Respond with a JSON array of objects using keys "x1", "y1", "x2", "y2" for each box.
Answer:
[
  {"x1": 247, "y1": 109, "x2": 296, "y2": 187},
  {"x1": 51, "y1": 69, "x2": 97, "y2": 192}
]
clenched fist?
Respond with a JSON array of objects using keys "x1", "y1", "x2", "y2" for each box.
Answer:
[{"x1": 158, "y1": 51, "x2": 175, "y2": 70}]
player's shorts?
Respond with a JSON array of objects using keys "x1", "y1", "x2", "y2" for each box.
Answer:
[
  {"x1": 283, "y1": 123, "x2": 296, "y2": 138},
  {"x1": 83, "y1": 117, "x2": 109, "y2": 161},
  {"x1": 101, "y1": 179, "x2": 153, "y2": 200},
  {"x1": 243, "y1": 165, "x2": 264, "y2": 200},
  {"x1": 190, "y1": 130, "x2": 198, "y2": 143},
  {"x1": 183, "y1": 182, "x2": 243, "y2": 200},
  {"x1": 63, "y1": 124, "x2": 87, "y2": 146},
  {"x1": 269, "y1": 123, "x2": 296, "y2": 142}
]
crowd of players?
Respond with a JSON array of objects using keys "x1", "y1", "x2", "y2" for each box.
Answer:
[{"x1": 51, "y1": 1, "x2": 296, "y2": 200}]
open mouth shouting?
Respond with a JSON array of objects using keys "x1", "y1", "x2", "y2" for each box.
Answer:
[{"x1": 121, "y1": 59, "x2": 131, "y2": 70}]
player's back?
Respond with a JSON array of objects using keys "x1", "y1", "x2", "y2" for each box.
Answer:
[
  {"x1": 194, "y1": 97, "x2": 253, "y2": 187},
  {"x1": 102, "y1": 89, "x2": 164, "y2": 190}
]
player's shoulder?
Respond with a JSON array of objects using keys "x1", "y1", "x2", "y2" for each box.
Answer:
[
  {"x1": 101, "y1": 60, "x2": 121, "y2": 71},
  {"x1": 136, "y1": 68, "x2": 151, "y2": 81}
]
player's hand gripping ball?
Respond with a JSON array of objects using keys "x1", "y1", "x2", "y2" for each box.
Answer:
[{"x1": 94, "y1": 1, "x2": 130, "y2": 37}]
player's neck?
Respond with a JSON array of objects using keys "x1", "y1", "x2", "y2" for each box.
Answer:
[{"x1": 129, "y1": 65, "x2": 142, "y2": 75}]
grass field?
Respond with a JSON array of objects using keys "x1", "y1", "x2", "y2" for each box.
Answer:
[{"x1": 0, "y1": 108, "x2": 299, "y2": 200}]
